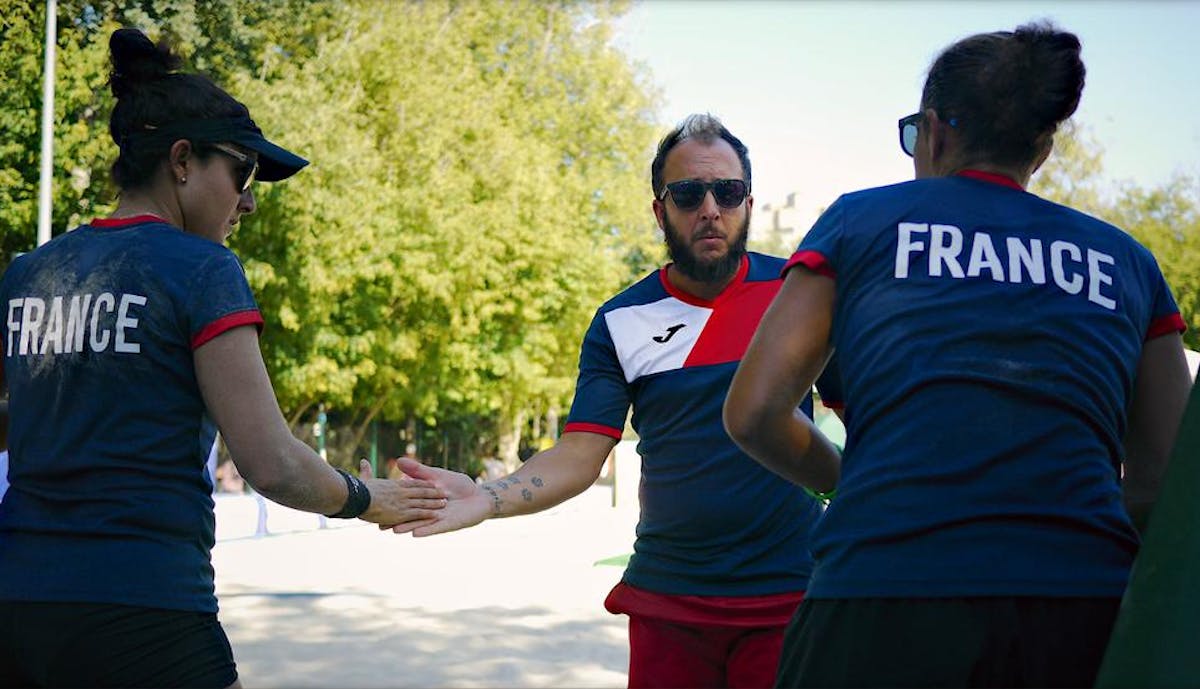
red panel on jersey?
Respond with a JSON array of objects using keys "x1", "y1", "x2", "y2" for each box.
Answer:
[{"x1": 683, "y1": 280, "x2": 780, "y2": 367}]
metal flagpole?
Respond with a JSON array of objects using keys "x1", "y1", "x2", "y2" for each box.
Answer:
[{"x1": 37, "y1": 0, "x2": 57, "y2": 247}]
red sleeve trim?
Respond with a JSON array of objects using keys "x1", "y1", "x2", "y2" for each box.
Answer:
[
  {"x1": 782, "y1": 250, "x2": 836, "y2": 280},
  {"x1": 821, "y1": 400, "x2": 845, "y2": 410},
  {"x1": 563, "y1": 422, "x2": 623, "y2": 440},
  {"x1": 1145, "y1": 312, "x2": 1186, "y2": 341},
  {"x1": 191, "y1": 309, "x2": 265, "y2": 349}
]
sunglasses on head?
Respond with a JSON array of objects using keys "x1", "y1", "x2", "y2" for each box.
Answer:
[
  {"x1": 209, "y1": 142, "x2": 259, "y2": 192},
  {"x1": 659, "y1": 178, "x2": 748, "y2": 211}
]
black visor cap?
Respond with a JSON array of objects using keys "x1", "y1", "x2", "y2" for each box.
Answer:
[{"x1": 123, "y1": 116, "x2": 309, "y2": 182}]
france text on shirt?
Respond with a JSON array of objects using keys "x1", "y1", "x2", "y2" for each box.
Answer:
[
  {"x1": 894, "y1": 222, "x2": 1117, "y2": 310},
  {"x1": 5, "y1": 292, "x2": 148, "y2": 356}
]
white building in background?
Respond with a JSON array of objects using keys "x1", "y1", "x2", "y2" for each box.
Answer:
[{"x1": 750, "y1": 191, "x2": 822, "y2": 251}]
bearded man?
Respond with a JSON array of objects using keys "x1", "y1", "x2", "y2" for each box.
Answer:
[{"x1": 400, "y1": 114, "x2": 839, "y2": 689}]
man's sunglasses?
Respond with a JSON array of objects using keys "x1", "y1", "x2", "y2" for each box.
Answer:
[
  {"x1": 659, "y1": 178, "x2": 748, "y2": 211},
  {"x1": 210, "y1": 142, "x2": 259, "y2": 192}
]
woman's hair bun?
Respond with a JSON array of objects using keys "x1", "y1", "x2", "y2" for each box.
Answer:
[
  {"x1": 1013, "y1": 21, "x2": 1085, "y2": 129},
  {"x1": 109, "y1": 27, "x2": 182, "y2": 98}
]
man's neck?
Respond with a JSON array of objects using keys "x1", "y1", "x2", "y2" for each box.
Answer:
[{"x1": 666, "y1": 262, "x2": 739, "y2": 302}]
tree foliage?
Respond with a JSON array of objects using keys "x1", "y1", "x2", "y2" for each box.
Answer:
[
  {"x1": 1, "y1": 0, "x2": 662, "y2": 465},
  {"x1": 1106, "y1": 177, "x2": 1200, "y2": 349},
  {"x1": 1032, "y1": 122, "x2": 1200, "y2": 349},
  {"x1": 0, "y1": 0, "x2": 338, "y2": 266}
]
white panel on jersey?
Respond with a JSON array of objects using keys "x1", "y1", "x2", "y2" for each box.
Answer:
[{"x1": 604, "y1": 297, "x2": 712, "y2": 383}]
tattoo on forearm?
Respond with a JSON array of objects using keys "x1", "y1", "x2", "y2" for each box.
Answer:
[
  {"x1": 496, "y1": 479, "x2": 509, "y2": 490},
  {"x1": 509, "y1": 477, "x2": 521, "y2": 485},
  {"x1": 522, "y1": 488, "x2": 532, "y2": 502},
  {"x1": 483, "y1": 485, "x2": 502, "y2": 516},
  {"x1": 531, "y1": 476, "x2": 544, "y2": 487}
]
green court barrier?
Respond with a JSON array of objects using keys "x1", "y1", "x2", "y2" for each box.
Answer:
[{"x1": 1095, "y1": 379, "x2": 1200, "y2": 688}]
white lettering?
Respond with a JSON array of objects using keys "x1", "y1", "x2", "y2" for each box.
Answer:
[
  {"x1": 5, "y1": 291, "x2": 148, "y2": 357},
  {"x1": 18, "y1": 297, "x2": 45, "y2": 355},
  {"x1": 929, "y1": 224, "x2": 965, "y2": 278},
  {"x1": 895, "y1": 223, "x2": 928, "y2": 278},
  {"x1": 1007, "y1": 237, "x2": 1046, "y2": 284},
  {"x1": 89, "y1": 292, "x2": 115, "y2": 352},
  {"x1": 39, "y1": 296, "x2": 64, "y2": 354},
  {"x1": 64, "y1": 294, "x2": 92, "y2": 354},
  {"x1": 894, "y1": 223, "x2": 1120, "y2": 311},
  {"x1": 6, "y1": 299, "x2": 20, "y2": 356},
  {"x1": 114, "y1": 294, "x2": 147, "y2": 353},
  {"x1": 1087, "y1": 249, "x2": 1117, "y2": 310},
  {"x1": 966, "y1": 232, "x2": 1005, "y2": 281},
  {"x1": 1050, "y1": 241, "x2": 1084, "y2": 295}
]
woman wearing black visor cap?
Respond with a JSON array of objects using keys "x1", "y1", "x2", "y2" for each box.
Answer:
[{"x1": 0, "y1": 27, "x2": 446, "y2": 688}]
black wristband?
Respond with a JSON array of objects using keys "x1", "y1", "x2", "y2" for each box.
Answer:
[{"x1": 326, "y1": 468, "x2": 372, "y2": 519}]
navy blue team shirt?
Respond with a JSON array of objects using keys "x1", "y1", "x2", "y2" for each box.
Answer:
[
  {"x1": 0, "y1": 215, "x2": 263, "y2": 612},
  {"x1": 566, "y1": 253, "x2": 829, "y2": 597},
  {"x1": 785, "y1": 171, "x2": 1186, "y2": 599}
]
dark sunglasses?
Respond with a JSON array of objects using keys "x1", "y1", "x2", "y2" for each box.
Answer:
[
  {"x1": 660, "y1": 178, "x2": 749, "y2": 211},
  {"x1": 898, "y1": 112, "x2": 922, "y2": 157},
  {"x1": 898, "y1": 111, "x2": 959, "y2": 157},
  {"x1": 210, "y1": 142, "x2": 259, "y2": 192}
]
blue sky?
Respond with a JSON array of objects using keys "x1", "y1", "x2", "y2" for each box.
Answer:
[{"x1": 613, "y1": 1, "x2": 1200, "y2": 227}]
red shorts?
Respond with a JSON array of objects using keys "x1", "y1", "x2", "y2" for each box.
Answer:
[{"x1": 606, "y1": 582, "x2": 804, "y2": 689}]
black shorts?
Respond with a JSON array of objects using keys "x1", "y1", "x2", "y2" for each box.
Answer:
[
  {"x1": 0, "y1": 600, "x2": 237, "y2": 688},
  {"x1": 775, "y1": 596, "x2": 1120, "y2": 688}
]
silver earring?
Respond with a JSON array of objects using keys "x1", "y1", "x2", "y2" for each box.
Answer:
[{"x1": 180, "y1": 176, "x2": 187, "y2": 184}]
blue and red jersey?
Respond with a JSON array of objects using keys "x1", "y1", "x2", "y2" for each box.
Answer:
[
  {"x1": 786, "y1": 171, "x2": 1185, "y2": 599},
  {"x1": 566, "y1": 252, "x2": 830, "y2": 597},
  {"x1": 0, "y1": 215, "x2": 262, "y2": 612}
]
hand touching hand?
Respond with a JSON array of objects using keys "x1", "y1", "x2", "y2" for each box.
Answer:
[
  {"x1": 355, "y1": 459, "x2": 448, "y2": 527},
  {"x1": 390, "y1": 457, "x2": 492, "y2": 536}
]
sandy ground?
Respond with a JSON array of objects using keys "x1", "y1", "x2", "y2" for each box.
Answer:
[{"x1": 213, "y1": 484, "x2": 639, "y2": 689}]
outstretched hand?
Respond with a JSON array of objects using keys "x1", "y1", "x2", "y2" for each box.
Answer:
[
  {"x1": 356, "y1": 459, "x2": 449, "y2": 527},
  {"x1": 387, "y1": 457, "x2": 492, "y2": 536}
]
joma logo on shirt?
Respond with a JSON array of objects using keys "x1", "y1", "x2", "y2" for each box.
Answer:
[
  {"x1": 5, "y1": 293, "x2": 148, "y2": 356},
  {"x1": 652, "y1": 324, "x2": 686, "y2": 343},
  {"x1": 894, "y1": 222, "x2": 1118, "y2": 310}
]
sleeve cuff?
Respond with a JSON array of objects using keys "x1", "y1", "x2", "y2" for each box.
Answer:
[
  {"x1": 782, "y1": 250, "x2": 836, "y2": 279},
  {"x1": 191, "y1": 309, "x2": 265, "y2": 349},
  {"x1": 563, "y1": 422, "x2": 623, "y2": 440},
  {"x1": 1145, "y1": 312, "x2": 1186, "y2": 341}
]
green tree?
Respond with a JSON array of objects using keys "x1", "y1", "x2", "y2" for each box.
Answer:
[
  {"x1": 1030, "y1": 120, "x2": 1110, "y2": 218},
  {"x1": 0, "y1": 0, "x2": 336, "y2": 268},
  {"x1": 1, "y1": 0, "x2": 663, "y2": 467},
  {"x1": 1033, "y1": 122, "x2": 1200, "y2": 350},
  {"x1": 228, "y1": 0, "x2": 661, "y2": 464},
  {"x1": 1107, "y1": 176, "x2": 1200, "y2": 350}
]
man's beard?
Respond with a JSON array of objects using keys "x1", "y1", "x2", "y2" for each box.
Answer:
[{"x1": 663, "y1": 214, "x2": 750, "y2": 284}]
